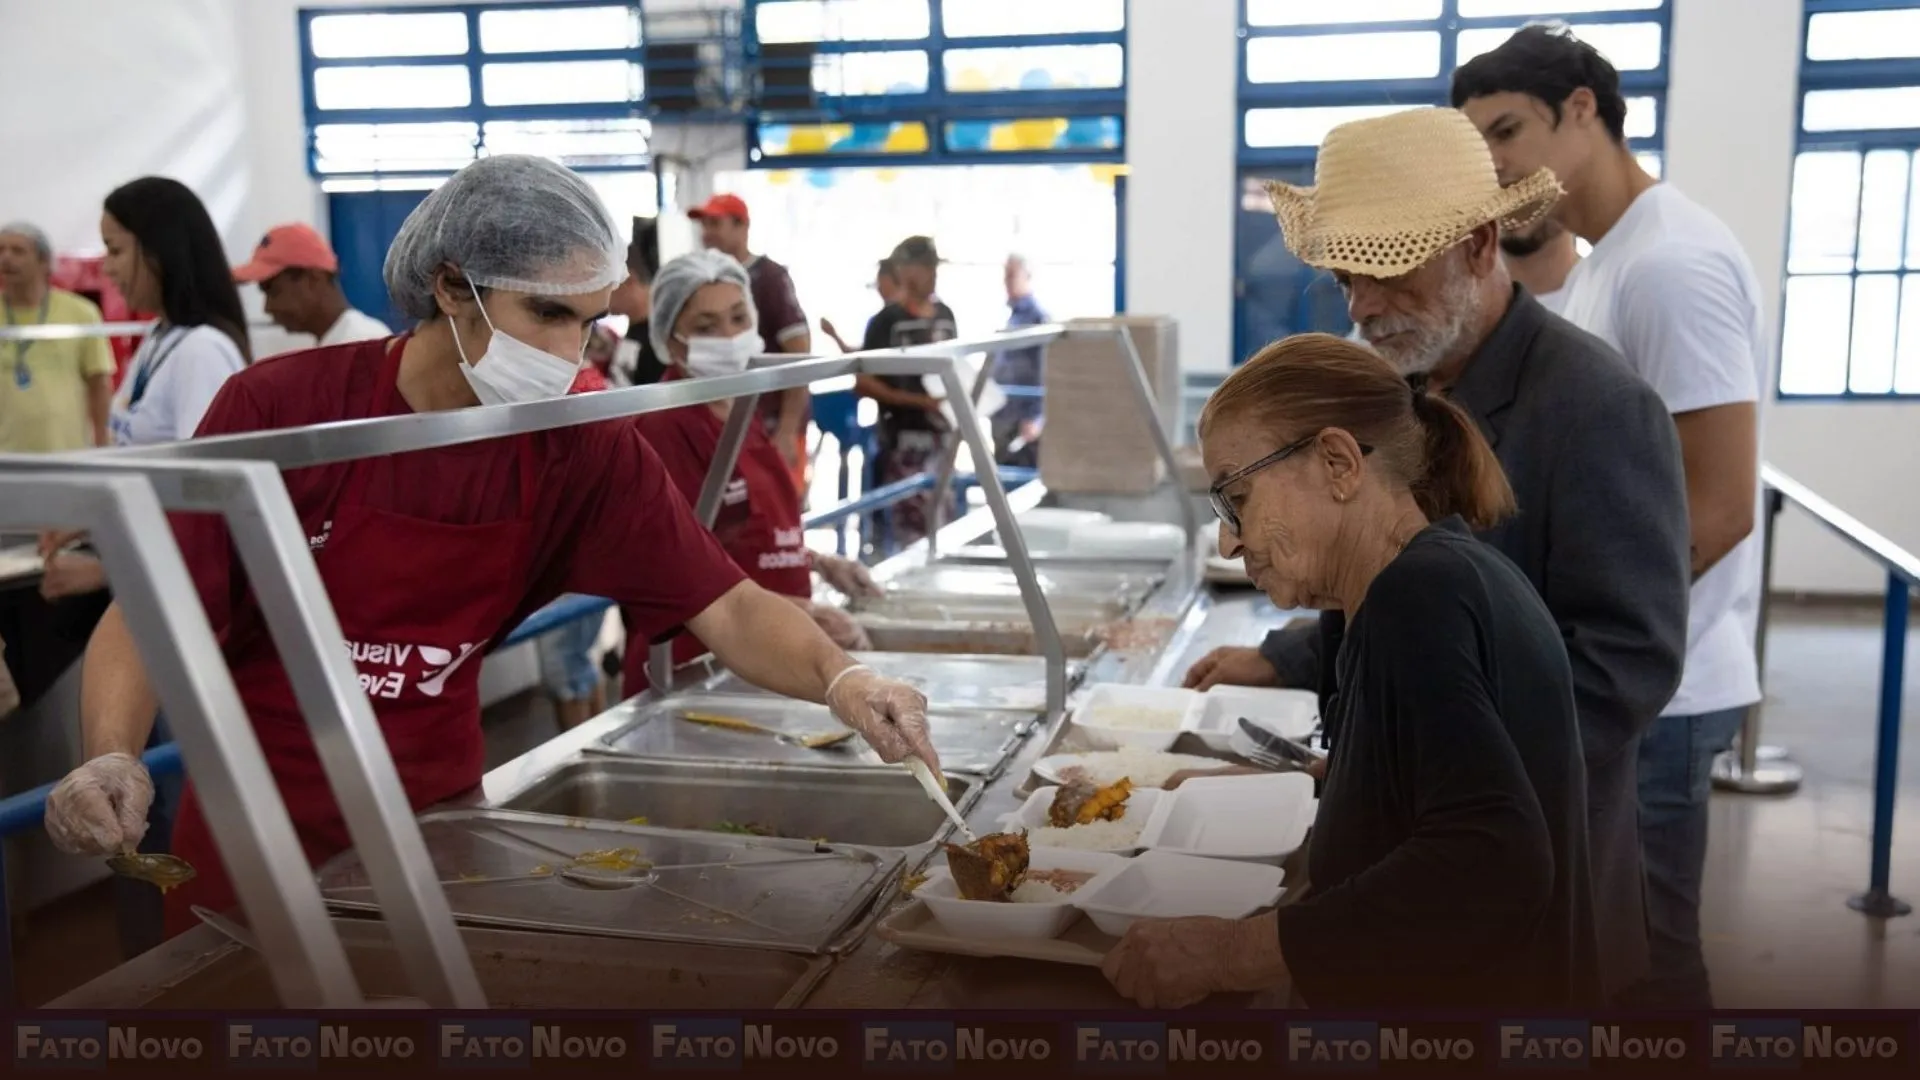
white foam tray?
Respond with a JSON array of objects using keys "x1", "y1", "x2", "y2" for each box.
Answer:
[
  {"x1": 1012, "y1": 508, "x2": 1111, "y2": 551},
  {"x1": 916, "y1": 848, "x2": 1127, "y2": 941},
  {"x1": 1070, "y1": 683, "x2": 1203, "y2": 752},
  {"x1": 1185, "y1": 686, "x2": 1320, "y2": 752},
  {"x1": 1137, "y1": 773, "x2": 1315, "y2": 865},
  {"x1": 1066, "y1": 521, "x2": 1186, "y2": 560},
  {"x1": 999, "y1": 785, "x2": 1164, "y2": 855},
  {"x1": 1072, "y1": 849, "x2": 1285, "y2": 938}
]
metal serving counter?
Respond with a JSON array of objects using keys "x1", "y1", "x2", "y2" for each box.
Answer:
[
  {"x1": 49, "y1": 484, "x2": 1273, "y2": 1011},
  {"x1": 27, "y1": 322, "x2": 1214, "y2": 1010}
]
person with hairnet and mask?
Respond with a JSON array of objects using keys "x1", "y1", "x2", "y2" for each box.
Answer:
[
  {"x1": 38, "y1": 155, "x2": 940, "y2": 940},
  {"x1": 622, "y1": 251, "x2": 883, "y2": 682}
]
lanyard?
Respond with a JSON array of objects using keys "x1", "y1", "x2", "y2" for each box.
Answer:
[
  {"x1": 128, "y1": 326, "x2": 188, "y2": 407},
  {"x1": 3, "y1": 293, "x2": 52, "y2": 385}
]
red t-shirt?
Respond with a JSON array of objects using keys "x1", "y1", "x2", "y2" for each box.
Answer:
[
  {"x1": 177, "y1": 337, "x2": 748, "y2": 680},
  {"x1": 628, "y1": 371, "x2": 812, "y2": 671},
  {"x1": 746, "y1": 255, "x2": 812, "y2": 434}
]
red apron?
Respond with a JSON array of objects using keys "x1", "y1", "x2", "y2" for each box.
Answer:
[
  {"x1": 162, "y1": 345, "x2": 538, "y2": 937},
  {"x1": 624, "y1": 377, "x2": 812, "y2": 676}
]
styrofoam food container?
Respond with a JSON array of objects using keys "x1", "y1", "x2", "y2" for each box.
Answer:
[
  {"x1": 917, "y1": 848, "x2": 1128, "y2": 940},
  {"x1": 1138, "y1": 773, "x2": 1315, "y2": 864},
  {"x1": 1072, "y1": 849, "x2": 1286, "y2": 938},
  {"x1": 1012, "y1": 508, "x2": 1111, "y2": 550},
  {"x1": 1065, "y1": 521, "x2": 1186, "y2": 560},
  {"x1": 1071, "y1": 684, "x2": 1203, "y2": 752},
  {"x1": 1185, "y1": 686, "x2": 1320, "y2": 752},
  {"x1": 999, "y1": 785, "x2": 1164, "y2": 854}
]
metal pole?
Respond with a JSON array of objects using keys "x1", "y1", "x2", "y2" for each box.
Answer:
[
  {"x1": 926, "y1": 347, "x2": 1000, "y2": 560},
  {"x1": 3, "y1": 457, "x2": 485, "y2": 1007},
  {"x1": 651, "y1": 392, "x2": 760, "y2": 691},
  {"x1": 216, "y1": 465, "x2": 486, "y2": 1006},
  {"x1": 0, "y1": 472, "x2": 364, "y2": 1007},
  {"x1": 1848, "y1": 571, "x2": 1912, "y2": 918},
  {"x1": 931, "y1": 363, "x2": 1067, "y2": 718},
  {"x1": 1714, "y1": 485, "x2": 1803, "y2": 794}
]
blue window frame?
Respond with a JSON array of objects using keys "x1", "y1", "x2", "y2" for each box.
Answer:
[
  {"x1": 743, "y1": 0, "x2": 1127, "y2": 168},
  {"x1": 1232, "y1": 0, "x2": 1670, "y2": 365},
  {"x1": 1781, "y1": 0, "x2": 1920, "y2": 398},
  {"x1": 298, "y1": 1, "x2": 651, "y2": 185}
]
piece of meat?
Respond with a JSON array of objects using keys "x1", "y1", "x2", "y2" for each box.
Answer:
[
  {"x1": 1048, "y1": 777, "x2": 1132, "y2": 826},
  {"x1": 943, "y1": 832, "x2": 1031, "y2": 902}
]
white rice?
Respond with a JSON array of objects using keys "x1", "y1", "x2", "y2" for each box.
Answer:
[
  {"x1": 1009, "y1": 879, "x2": 1070, "y2": 904},
  {"x1": 1028, "y1": 819, "x2": 1143, "y2": 851},
  {"x1": 1058, "y1": 747, "x2": 1225, "y2": 789},
  {"x1": 1082, "y1": 704, "x2": 1187, "y2": 732}
]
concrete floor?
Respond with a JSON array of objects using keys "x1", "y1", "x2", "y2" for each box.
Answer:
[
  {"x1": 1696, "y1": 602, "x2": 1920, "y2": 1008},
  {"x1": 10, "y1": 600, "x2": 1919, "y2": 1008}
]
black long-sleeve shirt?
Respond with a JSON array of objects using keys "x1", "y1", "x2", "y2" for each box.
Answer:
[
  {"x1": 1262, "y1": 289, "x2": 1688, "y2": 997},
  {"x1": 1273, "y1": 517, "x2": 1601, "y2": 1009}
]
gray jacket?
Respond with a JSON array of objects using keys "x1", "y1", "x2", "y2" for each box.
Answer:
[{"x1": 1261, "y1": 287, "x2": 1689, "y2": 1000}]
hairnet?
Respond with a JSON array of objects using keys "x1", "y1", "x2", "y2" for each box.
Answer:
[
  {"x1": 383, "y1": 155, "x2": 625, "y2": 320},
  {"x1": 0, "y1": 221, "x2": 52, "y2": 264},
  {"x1": 648, "y1": 249, "x2": 757, "y2": 360}
]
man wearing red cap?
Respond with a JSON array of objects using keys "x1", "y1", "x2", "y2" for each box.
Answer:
[
  {"x1": 688, "y1": 193, "x2": 811, "y2": 494},
  {"x1": 233, "y1": 223, "x2": 390, "y2": 349}
]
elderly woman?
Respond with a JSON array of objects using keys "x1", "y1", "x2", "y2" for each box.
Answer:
[
  {"x1": 43, "y1": 155, "x2": 939, "y2": 939},
  {"x1": 1104, "y1": 333, "x2": 1599, "y2": 1009},
  {"x1": 622, "y1": 251, "x2": 878, "y2": 681}
]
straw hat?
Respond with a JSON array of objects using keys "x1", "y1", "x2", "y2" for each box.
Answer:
[{"x1": 1268, "y1": 107, "x2": 1562, "y2": 278}]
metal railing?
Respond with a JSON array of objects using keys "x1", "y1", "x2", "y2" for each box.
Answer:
[
  {"x1": 1719, "y1": 464, "x2": 1915, "y2": 919},
  {"x1": 0, "y1": 321, "x2": 156, "y2": 341},
  {"x1": 0, "y1": 321, "x2": 1172, "y2": 1006}
]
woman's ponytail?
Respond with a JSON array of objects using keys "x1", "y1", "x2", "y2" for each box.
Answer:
[{"x1": 1408, "y1": 386, "x2": 1515, "y2": 530}]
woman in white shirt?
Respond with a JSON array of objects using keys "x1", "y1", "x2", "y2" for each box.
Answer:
[
  {"x1": 41, "y1": 177, "x2": 250, "y2": 602},
  {"x1": 101, "y1": 177, "x2": 250, "y2": 447}
]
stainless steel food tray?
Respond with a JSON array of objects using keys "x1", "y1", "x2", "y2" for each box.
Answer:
[
  {"x1": 854, "y1": 614, "x2": 1111, "y2": 659},
  {"x1": 939, "y1": 547, "x2": 1176, "y2": 575},
  {"x1": 497, "y1": 757, "x2": 985, "y2": 849},
  {"x1": 315, "y1": 809, "x2": 905, "y2": 956},
  {"x1": 851, "y1": 590, "x2": 1133, "y2": 623},
  {"x1": 876, "y1": 563, "x2": 1163, "y2": 606},
  {"x1": 588, "y1": 693, "x2": 1034, "y2": 776},
  {"x1": 54, "y1": 916, "x2": 832, "y2": 1009},
  {"x1": 696, "y1": 651, "x2": 1087, "y2": 713}
]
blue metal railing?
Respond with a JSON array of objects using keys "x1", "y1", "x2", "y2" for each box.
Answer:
[{"x1": 1762, "y1": 464, "x2": 1915, "y2": 919}]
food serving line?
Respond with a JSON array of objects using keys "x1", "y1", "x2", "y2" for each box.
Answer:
[{"x1": 6, "y1": 324, "x2": 1311, "y2": 1012}]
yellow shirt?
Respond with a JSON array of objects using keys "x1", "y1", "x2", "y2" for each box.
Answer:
[{"x1": 0, "y1": 288, "x2": 116, "y2": 452}]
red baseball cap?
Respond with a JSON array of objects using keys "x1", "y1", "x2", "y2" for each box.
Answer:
[
  {"x1": 232, "y1": 223, "x2": 339, "y2": 283},
  {"x1": 687, "y1": 194, "x2": 750, "y2": 224}
]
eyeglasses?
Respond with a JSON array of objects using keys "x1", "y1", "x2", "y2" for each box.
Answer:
[{"x1": 1206, "y1": 433, "x2": 1372, "y2": 536}]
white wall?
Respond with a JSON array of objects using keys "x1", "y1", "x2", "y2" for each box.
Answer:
[
  {"x1": 1124, "y1": 0, "x2": 1238, "y2": 373},
  {"x1": 1666, "y1": 0, "x2": 1920, "y2": 595},
  {"x1": 0, "y1": 0, "x2": 251, "y2": 255},
  {"x1": 235, "y1": 0, "x2": 330, "y2": 250}
]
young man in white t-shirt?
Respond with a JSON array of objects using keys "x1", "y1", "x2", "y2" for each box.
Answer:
[{"x1": 1456, "y1": 25, "x2": 1767, "y2": 1009}]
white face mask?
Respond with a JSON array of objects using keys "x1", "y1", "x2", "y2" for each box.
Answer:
[
  {"x1": 451, "y1": 282, "x2": 583, "y2": 406},
  {"x1": 678, "y1": 328, "x2": 760, "y2": 379}
]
